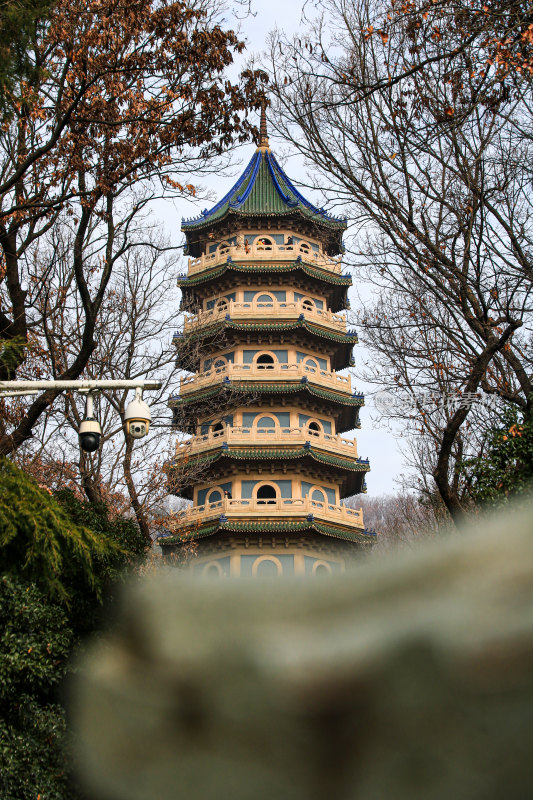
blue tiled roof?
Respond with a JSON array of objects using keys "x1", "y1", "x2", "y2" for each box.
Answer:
[{"x1": 182, "y1": 148, "x2": 347, "y2": 231}]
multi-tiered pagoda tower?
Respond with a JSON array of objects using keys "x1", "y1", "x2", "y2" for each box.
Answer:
[{"x1": 161, "y1": 111, "x2": 375, "y2": 575}]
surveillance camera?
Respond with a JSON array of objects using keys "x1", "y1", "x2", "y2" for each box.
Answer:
[
  {"x1": 124, "y1": 395, "x2": 151, "y2": 440},
  {"x1": 128, "y1": 420, "x2": 149, "y2": 439},
  {"x1": 79, "y1": 418, "x2": 101, "y2": 452}
]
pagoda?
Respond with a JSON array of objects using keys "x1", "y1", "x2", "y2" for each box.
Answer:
[{"x1": 160, "y1": 108, "x2": 375, "y2": 575}]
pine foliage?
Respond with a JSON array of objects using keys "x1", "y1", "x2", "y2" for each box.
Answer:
[
  {"x1": 0, "y1": 0, "x2": 54, "y2": 110},
  {"x1": 0, "y1": 457, "x2": 120, "y2": 603},
  {"x1": 0, "y1": 458, "x2": 148, "y2": 798}
]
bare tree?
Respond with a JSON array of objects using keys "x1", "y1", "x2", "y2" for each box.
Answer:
[
  {"x1": 355, "y1": 283, "x2": 505, "y2": 509},
  {"x1": 0, "y1": 0, "x2": 266, "y2": 457},
  {"x1": 264, "y1": 0, "x2": 533, "y2": 519},
  {"x1": 347, "y1": 491, "x2": 447, "y2": 549},
  {"x1": 12, "y1": 226, "x2": 178, "y2": 539},
  {"x1": 15, "y1": 228, "x2": 259, "y2": 542}
]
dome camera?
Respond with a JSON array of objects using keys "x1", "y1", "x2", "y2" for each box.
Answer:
[
  {"x1": 79, "y1": 417, "x2": 101, "y2": 452},
  {"x1": 124, "y1": 390, "x2": 151, "y2": 440}
]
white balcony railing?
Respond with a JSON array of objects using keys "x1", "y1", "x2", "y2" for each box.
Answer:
[
  {"x1": 175, "y1": 425, "x2": 358, "y2": 458},
  {"x1": 180, "y1": 362, "x2": 352, "y2": 395},
  {"x1": 172, "y1": 496, "x2": 365, "y2": 529},
  {"x1": 183, "y1": 300, "x2": 347, "y2": 334},
  {"x1": 187, "y1": 241, "x2": 343, "y2": 275}
]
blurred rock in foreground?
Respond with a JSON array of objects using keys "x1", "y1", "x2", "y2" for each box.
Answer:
[{"x1": 71, "y1": 503, "x2": 533, "y2": 800}]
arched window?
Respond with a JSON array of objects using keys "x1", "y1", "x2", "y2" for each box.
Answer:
[
  {"x1": 217, "y1": 241, "x2": 230, "y2": 253},
  {"x1": 202, "y1": 561, "x2": 224, "y2": 577},
  {"x1": 302, "y1": 298, "x2": 315, "y2": 311},
  {"x1": 312, "y1": 561, "x2": 332, "y2": 576},
  {"x1": 215, "y1": 298, "x2": 229, "y2": 311},
  {"x1": 256, "y1": 353, "x2": 275, "y2": 369},
  {"x1": 253, "y1": 557, "x2": 283, "y2": 577},
  {"x1": 303, "y1": 357, "x2": 319, "y2": 372},
  {"x1": 212, "y1": 357, "x2": 228, "y2": 373},
  {"x1": 256, "y1": 293, "x2": 275, "y2": 307},
  {"x1": 307, "y1": 420, "x2": 322, "y2": 436},
  {"x1": 256, "y1": 237, "x2": 273, "y2": 250},
  {"x1": 299, "y1": 241, "x2": 311, "y2": 253},
  {"x1": 255, "y1": 416, "x2": 276, "y2": 434},
  {"x1": 255, "y1": 484, "x2": 278, "y2": 504},
  {"x1": 206, "y1": 488, "x2": 223, "y2": 504},
  {"x1": 211, "y1": 421, "x2": 224, "y2": 436},
  {"x1": 310, "y1": 488, "x2": 327, "y2": 504}
]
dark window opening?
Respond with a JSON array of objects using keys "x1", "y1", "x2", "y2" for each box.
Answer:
[
  {"x1": 256, "y1": 484, "x2": 277, "y2": 504},
  {"x1": 256, "y1": 354, "x2": 275, "y2": 369}
]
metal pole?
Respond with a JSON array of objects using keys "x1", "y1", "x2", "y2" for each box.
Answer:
[
  {"x1": 0, "y1": 379, "x2": 162, "y2": 393},
  {"x1": 0, "y1": 389, "x2": 39, "y2": 397}
]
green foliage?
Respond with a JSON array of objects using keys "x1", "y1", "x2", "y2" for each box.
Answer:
[
  {"x1": 0, "y1": 457, "x2": 120, "y2": 604},
  {"x1": 55, "y1": 489, "x2": 147, "y2": 571},
  {"x1": 54, "y1": 489, "x2": 147, "y2": 635},
  {"x1": 0, "y1": 336, "x2": 28, "y2": 377},
  {"x1": 0, "y1": 458, "x2": 148, "y2": 798},
  {"x1": 0, "y1": 0, "x2": 53, "y2": 106},
  {"x1": 467, "y1": 403, "x2": 533, "y2": 506},
  {"x1": 0, "y1": 575, "x2": 74, "y2": 800}
]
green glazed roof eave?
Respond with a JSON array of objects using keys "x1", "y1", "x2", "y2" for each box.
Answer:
[
  {"x1": 170, "y1": 381, "x2": 365, "y2": 408},
  {"x1": 158, "y1": 518, "x2": 375, "y2": 546},
  {"x1": 177, "y1": 261, "x2": 353, "y2": 289},
  {"x1": 181, "y1": 149, "x2": 347, "y2": 232},
  {"x1": 178, "y1": 319, "x2": 358, "y2": 347},
  {"x1": 169, "y1": 445, "x2": 370, "y2": 474},
  {"x1": 167, "y1": 446, "x2": 369, "y2": 500}
]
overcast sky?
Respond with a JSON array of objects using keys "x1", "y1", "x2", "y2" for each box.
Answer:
[{"x1": 158, "y1": 0, "x2": 410, "y2": 497}]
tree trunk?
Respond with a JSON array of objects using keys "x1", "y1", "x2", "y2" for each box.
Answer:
[{"x1": 122, "y1": 431, "x2": 152, "y2": 545}]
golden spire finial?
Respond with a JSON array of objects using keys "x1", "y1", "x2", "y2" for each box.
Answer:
[{"x1": 258, "y1": 95, "x2": 269, "y2": 149}]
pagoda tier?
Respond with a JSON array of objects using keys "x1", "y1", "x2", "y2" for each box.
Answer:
[
  {"x1": 160, "y1": 113, "x2": 375, "y2": 574},
  {"x1": 169, "y1": 381, "x2": 364, "y2": 434},
  {"x1": 171, "y1": 450, "x2": 369, "y2": 499},
  {"x1": 177, "y1": 252, "x2": 352, "y2": 312},
  {"x1": 173, "y1": 313, "x2": 358, "y2": 373}
]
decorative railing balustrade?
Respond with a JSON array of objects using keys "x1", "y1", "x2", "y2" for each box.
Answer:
[
  {"x1": 183, "y1": 300, "x2": 347, "y2": 333},
  {"x1": 172, "y1": 496, "x2": 365, "y2": 528},
  {"x1": 187, "y1": 241, "x2": 343, "y2": 275},
  {"x1": 179, "y1": 362, "x2": 352, "y2": 394},
  {"x1": 174, "y1": 425, "x2": 358, "y2": 458}
]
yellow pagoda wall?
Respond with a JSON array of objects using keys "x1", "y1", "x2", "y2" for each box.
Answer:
[{"x1": 163, "y1": 219, "x2": 372, "y2": 571}]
